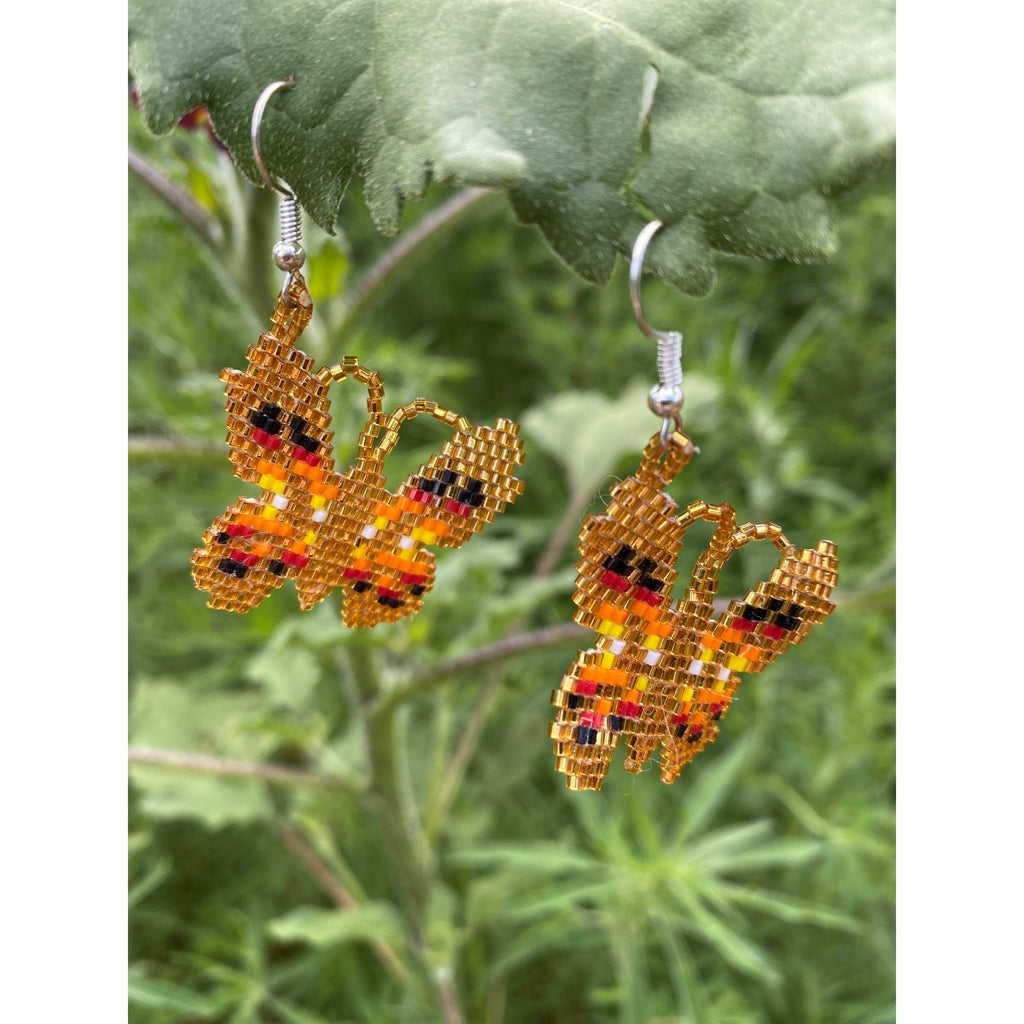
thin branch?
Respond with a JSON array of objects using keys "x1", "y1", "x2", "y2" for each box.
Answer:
[
  {"x1": 128, "y1": 435, "x2": 224, "y2": 464},
  {"x1": 277, "y1": 820, "x2": 411, "y2": 983},
  {"x1": 380, "y1": 622, "x2": 587, "y2": 714},
  {"x1": 129, "y1": 148, "x2": 223, "y2": 248},
  {"x1": 128, "y1": 746, "x2": 364, "y2": 795},
  {"x1": 428, "y1": 622, "x2": 587, "y2": 679},
  {"x1": 433, "y1": 968, "x2": 466, "y2": 1024},
  {"x1": 339, "y1": 188, "x2": 500, "y2": 331},
  {"x1": 530, "y1": 487, "x2": 596, "y2": 581}
]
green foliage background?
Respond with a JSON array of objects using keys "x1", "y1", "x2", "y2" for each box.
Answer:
[{"x1": 129, "y1": 97, "x2": 894, "y2": 1023}]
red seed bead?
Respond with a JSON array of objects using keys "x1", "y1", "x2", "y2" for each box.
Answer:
[{"x1": 601, "y1": 570, "x2": 631, "y2": 593}]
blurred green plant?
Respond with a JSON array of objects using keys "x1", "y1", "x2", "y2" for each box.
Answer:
[{"x1": 129, "y1": 81, "x2": 893, "y2": 1024}]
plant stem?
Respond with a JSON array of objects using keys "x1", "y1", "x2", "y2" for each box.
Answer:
[
  {"x1": 128, "y1": 435, "x2": 224, "y2": 464},
  {"x1": 339, "y1": 188, "x2": 500, "y2": 332},
  {"x1": 129, "y1": 148, "x2": 223, "y2": 248},
  {"x1": 277, "y1": 819, "x2": 411, "y2": 982},
  {"x1": 380, "y1": 622, "x2": 586, "y2": 714},
  {"x1": 127, "y1": 746, "x2": 364, "y2": 795}
]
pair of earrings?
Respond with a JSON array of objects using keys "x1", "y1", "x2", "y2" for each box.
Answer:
[{"x1": 192, "y1": 81, "x2": 837, "y2": 788}]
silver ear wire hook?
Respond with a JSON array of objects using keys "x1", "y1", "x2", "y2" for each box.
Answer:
[
  {"x1": 629, "y1": 221, "x2": 685, "y2": 449},
  {"x1": 251, "y1": 78, "x2": 305, "y2": 300}
]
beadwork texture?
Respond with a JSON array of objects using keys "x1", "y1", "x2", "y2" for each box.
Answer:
[
  {"x1": 192, "y1": 274, "x2": 525, "y2": 627},
  {"x1": 550, "y1": 431, "x2": 837, "y2": 790}
]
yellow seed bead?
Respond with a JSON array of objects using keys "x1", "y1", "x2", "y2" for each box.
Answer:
[
  {"x1": 682, "y1": 686, "x2": 695, "y2": 701},
  {"x1": 600, "y1": 652, "x2": 616, "y2": 669},
  {"x1": 726, "y1": 655, "x2": 748, "y2": 671},
  {"x1": 374, "y1": 516, "x2": 389, "y2": 529},
  {"x1": 699, "y1": 648, "x2": 714, "y2": 662},
  {"x1": 635, "y1": 676, "x2": 649, "y2": 692},
  {"x1": 261, "y1": 506, "x2": 278, "y2": 520},
  {"x1": 352, "y1": 546, "x2": 368, "y2": 558},
  {"x1": 421, "y1": 530, "x2": 438, "y2": 545},
  {"x1": 303, "y1": 531, "x2": 318, "y2": 545},
  {"x1": 643, "y1": 634, "x2": 661, "y2": 649},
  {"x1": 310, "y1": 495, "x2": 326, "y2": 509},
  {"x1": 259, "y1": 473, "x2": 274, "y2": 490}
]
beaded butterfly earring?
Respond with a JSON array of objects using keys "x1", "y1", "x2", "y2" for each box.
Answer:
[
  {"x1": 549, "y1": 222, "x2": 838, "y2": 790},
  {"x1": 192, "y1": 81, "x2": 525, "y2": 627}
]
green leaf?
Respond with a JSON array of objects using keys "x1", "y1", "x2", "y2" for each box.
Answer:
[
  {"x1": 676, "y1": 894, "x2": 781, "y2": 986},
  {"x1": 128, "y1": 0, "x2": 894, "y2": 293},
  {"x1": 244, "y1": 643, "x2": 321, "y2": 711},
  {"x1": 521, "y1": 383, "x2": 675, "y2": 500},
  {"x1": 129, "y1": 680, "x2": 275, "y2": 827},
  {"x1": 267, "y1": 903, "x2": 405, "y2": 949},
  {"x1": 674, "y1": 730, "x2": 760, "y2": 844},
  {"x1": 128, "y1": 967, "x2": 220, "y2": 1017},
  {"x1": 712, "y1": 882, "x2": 859, "y2": 931}
]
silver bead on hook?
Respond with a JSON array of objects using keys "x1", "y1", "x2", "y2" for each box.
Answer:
[
  {"x1": 629, "y1": 220, "x2": 685, "y2": 448},
  {"x1": 251, "y1": 78, "x2": 305, "y2": 299}
]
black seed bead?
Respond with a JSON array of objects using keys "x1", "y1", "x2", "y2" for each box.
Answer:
[
  {"x1": 637, "y1": 573, "x2": 663, "y2": 592},
  {"x1": 637, "y1": 556, "x2": 657, "y2": 574},
  {"x1": 289, "y1": 413, "x2": 307, "y2": 433},
  {"x1": 767, "y1": 598, "x2": 785, "y2": 612},
  {"x1": 576, "y1": 725, "x2": 591, "y2": 744},
  {"x1": 742, "y1": 604, "x2": 768, "y2": 621},
  {"x1": 218, "y1": 557, "x2": 235, "y2": 575},
  {"x1": 456, "y1": 487, "x2": 485, "y2": 506},
  {"x1": 440, "y1": 469, "x2": 458, "y2": 485},
  {"x1": 216, "y1": 532, "x2": 230, "y2": 544},
  {"x1": 774, "y1": 612, "x2": 800, "y2": 631},
  {"x1": 464, "y1": 477, "x2": 483, "y2": 492},
  {"x1": 687, "y1": 730, "x2": 703, "y2": 743},
  {"x1": 603, "y1": 555, "x2": 632, "y2": 575},
  {"x1": 262, "y1": 402, "x2": 282, "y2": 418},
  {"x1": 615, "y1": 543, "x2": 636, "y2": 560},
  {"x1": 353, "y1": 580, "x2": 371, "y2": 593},
  {"x1": 674, "y1": 724, "x2": 687, "y2": 738},
  {"x1": 586, "y1": 728, "x2": 598, "y2": 745},
  {"x1": 248, "y1": 409, "x2": 268, "y2": 429},
  {"x1": 608, "y1": 715, "x2": 623, "y2": 732},
  {"x1": 293, "y1": 431, "x2": 319, "y2": 452},
  {"x1": 567, "y1": 693, "x2": 583, "y2": 709},
  {"x1": 233, "y1": 563, "x2": 248, "y2": 579},
  {"x1": 410, "y1": 584, "x2": 426, "y2": 596},
  {"x1": 268, "y1": 559, "x2": 286, "y2": 576},
  {"x1": 263, "y1": 418, "x2": 282, "y2": 435}
]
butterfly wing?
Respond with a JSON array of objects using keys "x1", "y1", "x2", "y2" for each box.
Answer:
[
  {"x1": 192, "y1": 286, "x2": 351, "y2": 613},
  {"x1": 656, "y1": 539, "x2": 839, "y2": 783},
  {"x1": 333, "y1": 416, "x2": 526, "y2": 628}
]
